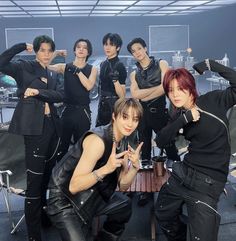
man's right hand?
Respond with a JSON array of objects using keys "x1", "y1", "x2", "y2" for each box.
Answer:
[
  {"x1": 26, "y1": 43, "x2": 33, "y2": 53},
  {"x1": 55, "y1": 50, "x2": 67, "y2": 57}
]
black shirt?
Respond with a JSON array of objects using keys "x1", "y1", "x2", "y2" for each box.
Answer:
[
  {"x1": 99, "y1": 56, "x2": 127, "y2": 96},
  {"x1": 64, "y1": 63, "x2": 92, "y2": 106}
]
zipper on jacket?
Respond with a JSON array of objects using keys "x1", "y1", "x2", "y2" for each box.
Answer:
[{"x1": 196, "y1": 105, "x2": 231, "y2": 145}]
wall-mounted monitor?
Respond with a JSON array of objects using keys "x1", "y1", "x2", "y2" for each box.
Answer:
[{"x1": 5, "y1": 28, "x2": 54, "y2": 55}]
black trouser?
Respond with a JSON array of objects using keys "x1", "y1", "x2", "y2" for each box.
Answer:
[
  {"x1": 24, "y1": 116, "x2": 59, "y2": 241},
  {"x1": 49, "y1": 192, "x2": 132, "y2": 241},
  {"x1": 60, "y1": 105, "x2": 91, "y2": 156},
  {"x1": 139, "y1": 106, "x2": 179, "y2": 161},
  {"x1": 96, "y1": 96, "x2": 118, "y2": 127},
  {"x1": 155, "y1": 162, "x2": 225, "y2": 241}
]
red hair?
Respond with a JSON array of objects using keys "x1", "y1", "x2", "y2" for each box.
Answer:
[{"x1": 163, "y1": 68, "x2": 198, "y2": 103}]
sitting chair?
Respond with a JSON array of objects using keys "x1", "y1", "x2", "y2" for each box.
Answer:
[{"x1": 0, "y1": 128, "x2": 26, "y2": 234}]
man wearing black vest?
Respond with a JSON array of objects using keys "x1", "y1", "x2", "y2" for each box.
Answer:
[
  {"x1": 96, "y1": 33, "x2": 127, "y2": 127},
  {"x1": 127, "y1": 38, "x2": 180, "y2": 205}
]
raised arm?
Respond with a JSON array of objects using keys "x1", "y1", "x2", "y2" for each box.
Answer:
[
  {"x1": 48, "y1": 50, "x2": 67, "y2": 74},
  {"x1": 76, "y1": 66, "x2": 97, "y2": 91},
  {"x1": 193, "y1": 59, "x2": 236, "y2": 109},
  {"x1": 0, "y1": 43, "x2": 33, "y2": 79},
  {"x1": 118, "y1": 142, "x2": 143, "y2": 191}
]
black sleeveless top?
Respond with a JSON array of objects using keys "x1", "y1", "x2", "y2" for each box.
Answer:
[
  {"x1": 135, "y1": 57, "x2": 166, "y2": 109},
  {"x1": 64, "y1": 62, "x2": 92, "y2": 106},
  {"x1": 51, "y1": 124, "x2": 121, "y2": 202}
]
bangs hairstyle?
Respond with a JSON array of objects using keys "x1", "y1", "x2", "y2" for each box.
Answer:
[
  {"x1": 33, "y1": 35, "x2": 55, "y2": 53},
  {"x1": 73, "y1": 38, "x2": 93, "y2": 61},
  {"x1": 163, "y1": 68, "x2": 198, "y2": 103},
  {"x1": 113, "y1": 98, "x2": 143, "y2": 121},
  {"x1": 127, "y1": 37, "x2": 147, "y2": 54},
  {"x1": 102, "y1": 33, "x2": 122, "y2": 50}
]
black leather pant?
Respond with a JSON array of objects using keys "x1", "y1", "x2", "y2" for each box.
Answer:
[
  {"x1": 155, "y1": 163, "x2": 225, "y2": 241},
  {"x1": 24, "y1": 117, "x2": 59, "y2": 241},
  {"x1": 48, "y1": 192, "x2": 132, "y2": 241},
  {"x1": 96, "y1": 96, "x2": 118, "y2": 127},
  {"x1": 138, "y1": 106, "x2": 180, "y2": 161},
  {"x1": 60, "y1": 105, "x2": 91, "y2": 156}
]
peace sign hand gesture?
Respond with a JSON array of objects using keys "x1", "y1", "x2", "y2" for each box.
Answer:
[
  {"x1": 128, "y1": 142, "x2": 143, "y2": 170},
  {"x1": 105, "y1": 142, "x2": 128, "y2": 173}
]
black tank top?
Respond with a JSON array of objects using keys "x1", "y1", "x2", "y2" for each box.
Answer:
[{"x1": 64, "y1": 62, "x2": 92, "y2": 106}]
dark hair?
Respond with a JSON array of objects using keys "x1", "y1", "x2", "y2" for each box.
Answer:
[
  {"x1": 127, "y1": 37, "x2": 147, "y2": 54},
  {"x1": 73, "y1": 38, "x2": 93, "y2": 61},
  {"x1": 163, "y1": 68, "x2": 198, "y2": 103},
  {"x1": 113, "y1": 98, "x2": 143, "y2": 121},
  {"x1": 102, "y1": 33, "x2": 123, "y2": 53},
  {"x1": 33, "y1": 35, "x2": 55, "y2": 53}
]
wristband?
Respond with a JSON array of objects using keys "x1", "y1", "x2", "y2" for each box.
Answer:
[
  {"x1": 92, "y1": 170, "x2": 103, "y2": 182},
  {"x1": 112, "y1": 79, "x2": 118, "y2": 83}
]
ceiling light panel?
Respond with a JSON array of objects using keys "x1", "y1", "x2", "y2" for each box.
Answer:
[
  {"x1": 151, "y1": 10, "x2": 177, "y2": 13},
  {"x1": 135, "y1": 1, "x2": 174, "y2": 6},
  {"x1": 22, "y1": 6, "x2": 59, "y2": 10},
  {"x1": 61, "y1": 10, "x2": 91, "y2": 13},
  {"x1": 171, "y1": 1, "x2": 210, "y2": 6},
  {"x1": 193, "y1": 5, "x2": 221, "y2": 9},
  {"x1": 28, "y1": 11, "x2": 60, "y2": 14},
  {"x1": 206, "y1": 0, "x2": 236, "y2": 5},
  {"x1": 0, "y1": 6, "x2": 21, "y2": 10},
  {"x1": 0, "y1": 1, "x2": 15, "y2": 6},
  {"x1": 61, "y1": 14, "x2": 89, "y2": 16},
  {"x1": 58, "y1": 1, "x2": 97, "y2": 5},
  {"x1": 0, "y1": 11, "x2": 27, "y2": 14},
  {"x1": 90, "y1": 13, "x2": 116, "y2": 16},
  {"x1": 122, "y1": 10, "x2": 150, "y2": 13},
  {"x1": 127, "y1": 6, "x2": 158, "y2": 10},
  {"x1": 14, "y1": 1, "x2": 56, "y2": 5},
  {"x1": 98, "y1": 1, "x2": 136, "y2": 5},
  {"x1": 94, "y1": 6, "x2": 127, "y2": 10},
  {"x1": 92, "y1": 10, "x2": 121, "y2": 13},
  {"x1": 160, "y1": 6, "x2": 191, "y2": 10},
  {"x1": 59, "y1": 6, "x2": 93, "y2": 10}
]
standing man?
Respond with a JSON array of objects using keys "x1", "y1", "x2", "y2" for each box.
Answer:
[
  {"x1": 48, "y1": 38, "x2": 97, "y2": 156},
  {"x1": 127, "y1": 38, "x2": 180, "y2": 174},
  {"x1": 0, "y1": 35, "x2": 64, "y2": 241},
  {"x1": 96, "y1": 33, "x2": 127, "y2": 127}
]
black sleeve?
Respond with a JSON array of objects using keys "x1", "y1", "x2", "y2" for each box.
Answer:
[
  {"x1": 156, "y1": 111, "x2": 193, "y2": 148},
  {"x1": 194, "y1": 60, "x2": 236, "y2": 109},
  {"x1": 37, "y1": 72, "x2": 64, "y2": 103},
  {"x1": 117, "y1": 62, "x2": 127, "y2": 85},
  {"x1": 0, "y1": 43, "x2": 26, "y2": 79}
]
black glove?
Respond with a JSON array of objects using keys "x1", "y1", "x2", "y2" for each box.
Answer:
[
  {"x1": 109, "y1": 70, "x2": 119, "y2": 82},
  {"x1": 67, "y1": 65, "x2": 81, "y2": 75}
]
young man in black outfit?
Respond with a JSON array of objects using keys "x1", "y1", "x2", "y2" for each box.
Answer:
[
  {"x1": 96, "y1": 33, "x2": 127, "y2": 127},
  {"x1": 127, "y1": 38, "x2": 180, "y2": 205},
  {"x1": 0, "y1": 35, "x2": 64, "y2": 241},
  {"x1": 49, "y1": 38, "x2": 97, "y2": 156}
]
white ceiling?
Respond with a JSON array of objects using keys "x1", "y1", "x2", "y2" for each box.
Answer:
[{"x1": 0, "y1": 0, "x2": 235, "y2": 18}]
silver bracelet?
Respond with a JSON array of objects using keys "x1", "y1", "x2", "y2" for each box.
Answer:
[
  {"x1": 92, "y1": 170, "x2": 103, "y2": 182},
  {"x1": 205, "y1": 59, "x2": 211, "y2": 71}
]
